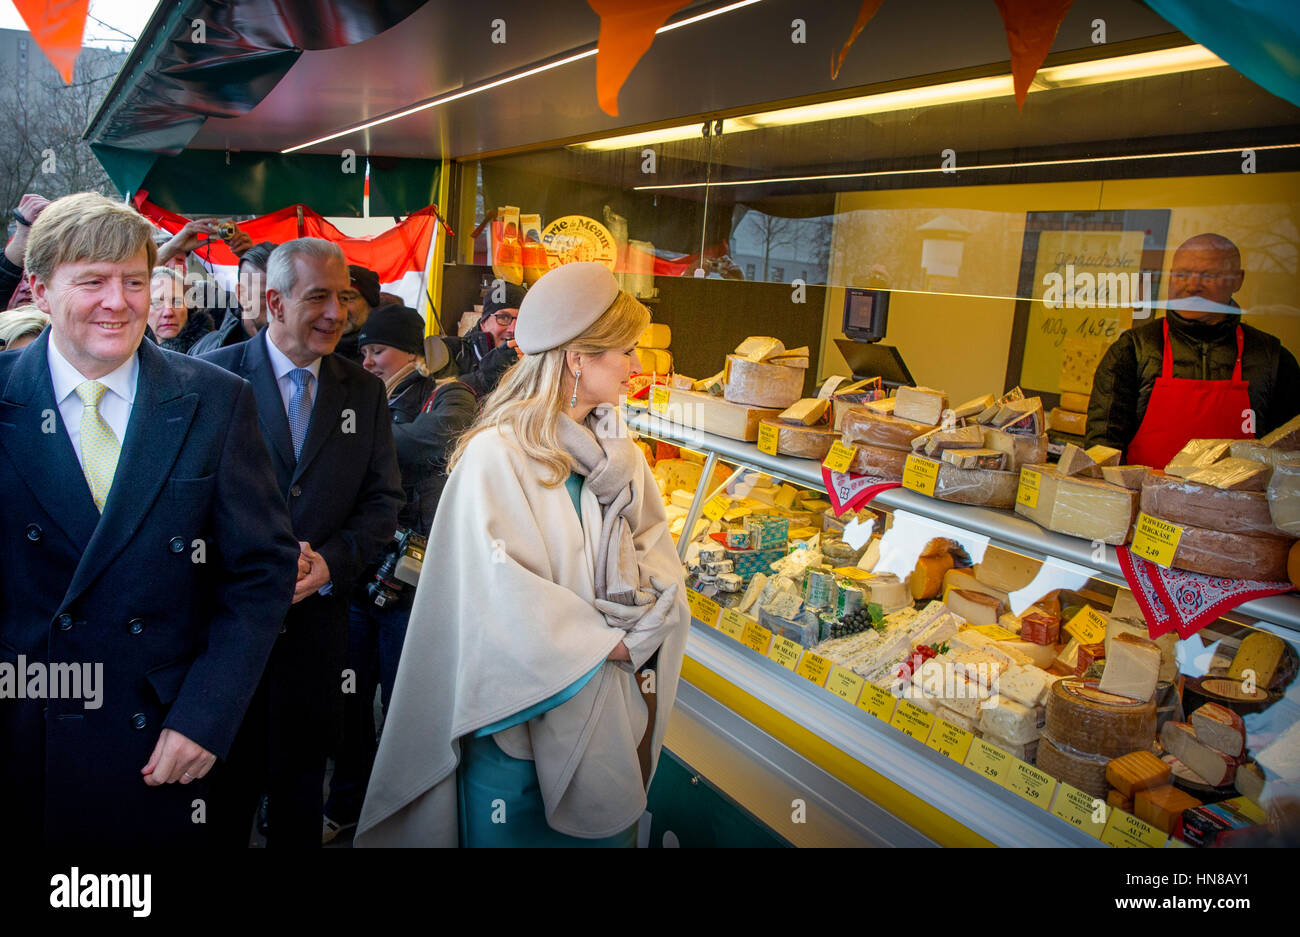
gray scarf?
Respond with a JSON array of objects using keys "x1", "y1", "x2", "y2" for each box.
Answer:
[{"x1": 554, "y1": 405, "x2": 652, "y2": 608}]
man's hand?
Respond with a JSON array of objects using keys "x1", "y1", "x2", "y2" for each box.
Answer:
[
  {"x1": 296, "y1": 551, "x2": 312, "y2": 581},
  {"x1": 225, "y1": 226, "x2": 253, "y2": 257},
  {"x1": 606, "y1": 640, "x2": 631, "y2": 662},
  {"x1": 5, "y1": 194, "x2": 50, "y2": 266},
  {"x1": 506, "y1": 338, "x2": 523, "y2": 358},
  {"x1": 156, "y1": 219, "x2": 219, "y2": 267},
  {"x1": 141, "y1": 728, "x2": 215, "y2": 786},
  {"x1": 15, "y1": 194, "x2": 49, "y2": 226},
  {"x1": 293, "y1": 541, "x2": 330, "y2": 603}
]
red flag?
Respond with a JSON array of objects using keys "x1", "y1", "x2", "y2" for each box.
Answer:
[
  {"x1": 993, "y1": 0, "x2": 1074, "y2": 109},
  {"x1": 831, "y1": 0, "x2": 886, "y2": 80},
  {"x1": 135, "y1": 197, "x2": 445, "y2": 309},
  {"x1": 13, "y1": 0, "x2": 90, "y2": 84},
  {"x1": 587, "y1": 0, "x2": 690, "y2": 116}
]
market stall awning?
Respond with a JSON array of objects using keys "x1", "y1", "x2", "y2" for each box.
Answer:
[{"x1": 85, "y1": 0, "x2": 1196, "y2": 212}]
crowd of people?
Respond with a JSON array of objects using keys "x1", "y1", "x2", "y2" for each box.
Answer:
[{"x1": 0, "y1": 191, "x2": 689, "y2": 849}]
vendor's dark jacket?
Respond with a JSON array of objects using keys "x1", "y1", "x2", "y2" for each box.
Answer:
[
  {"x1": 387, "y1": 371, "x2": 477, "y2": 534},
  {"x1": 443, "y1": 322, "x2": 517, "y2": 397},
  {"x1": 1086, "y1": 310, "x2": 1300, "y2": 455}
]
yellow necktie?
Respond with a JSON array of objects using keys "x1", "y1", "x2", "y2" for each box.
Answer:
[{"x1": 76, "y1": 380, "x2": 120, "y2": 512}]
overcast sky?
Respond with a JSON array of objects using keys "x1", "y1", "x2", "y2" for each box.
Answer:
[{"x1": 0, "y1": 0, "x2": 159, "y2": 50}]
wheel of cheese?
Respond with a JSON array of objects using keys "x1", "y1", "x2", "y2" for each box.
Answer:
[
  {"x1": 1044, "y1": 679, "x2": 1157, "y2": 758},
  {"x1": 841, "y1": 408, "x2": 932, "y2": 451},
  {"x1": 1140, "y1": 471, "x2": 1288, "y2": 538},
  {"x1": 1144, "y1": 512, "x2": 1294, "y2": 581},
  {"x1": 1036, "y1": 733, "x2": 1110, "y2": 799},
  {"x1": 1181, "y1": 675, "x2": 1278, "y2": 717},
  {"x1": 723, "y1": 355, "x2": 805, "y2": 408},
  {"x1": 932, "y1": 463, "x2": 1020, "y2": 509},
  {"x1": 847, "y1": 443, "x2": 910, "y2": 480},
  {"x1": 759, "y1": 418, "x2": 838, "y2": 460}
]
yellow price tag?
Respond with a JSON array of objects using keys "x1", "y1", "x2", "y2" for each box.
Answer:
[
  {"x1": 649, "y1": 385, "x2": 670, "y2": 415},
  {"x1": 964, "y1": 738, "x2": 1012, "y2": 787},
  {"x1": 902, "y1": 455, "x2": 940, "y2": 497},
  {"x1": 1016, "y1": 467, "x2": 1041, "y2": 508},
  {"x1": 890, "y1": 699, "x2": 935, "y2": 740},
  {"x1": 856, "y1": 682, "x2": 896, "y2": 722},
  {"x1": 1004, "y1": 758, "x2": 1056, "y2": 809},
  {"x1": 796, "y1": 652, "x2": 832, "y2": 687},
  {"x1": 757, "y1": 422, "x2": 780, "y2": 456},
  {"x1": 740, "y1": 620, "x2": 772, "y2": 655},
  {"x1": 823, "y1": 441, "x2": 858, "y2": 474},
  {"x1": 1101, "y1": 809, "x2": 1168, "y2": 849},
  {"x1": 1065, "y1": 604, "x2": 1108, "y2": 644},
  {"x1": 1050, "y1": 783, "x2": 1109, "y2": 839},
  {"x1": 685, "y1": 589, "x2": 720, "y2": 627},
  {"x1": 1129, "y1": 512, "x2": 1184, "y2": 568},
  {"x1": 971, "y1": 623, "x2": 1019, "y2": 641},
  {"x1": 767, "y1": 635, "x2": 802, "y2": 671},
  {"x1": 701, "y1": 494, "x2": 731, "y2": 522},
  {"x1": 926, "y1": 719, "x2": 974, "y2": 763},
  {"x1": 717, "y1": 607, "x2": 747, "y2": 639},
  {"x1": 826, "y1": 666, "x2": 864, "y2": 704}
]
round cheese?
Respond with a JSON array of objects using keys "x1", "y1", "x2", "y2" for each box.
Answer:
[
  {"x1": 841, "y1": 408, "x2": 933, "y2": 451},
  {"x1": 1140, "y1": 471, "x2": 1288, "y2": 538},
  {"x1": 1144, "y1": 512, "x2": 1293, "y2": 581},
  {"x1": 1044, "y1": 678, "x2": 1157, "y2": 758},
  {"x1": 909, "y1": 553, "x2": 955, "y2": 600},
  {"x1": 759, "y1": 418, "x2": 838, "y2": 460},
  {"x1": 931, "y1": 463, "x2": 1020, "y2": 508},
  {"x1": 1037, "y1": 734, "x2": 1110, "y2": 799},
  {"x1": 847, "y1": 443, "x2": 909, "y2": 480},
  {"x1": 723, "y1": 355, "x2": 804, "y2": 408}
]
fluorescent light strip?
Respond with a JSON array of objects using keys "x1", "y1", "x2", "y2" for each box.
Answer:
[
  {"x1": 632, "y1": 143, "x2": 1300, "y2": 190},
  {"x1": 281, "y1": 0, "x2": 768, "y2": 154}
]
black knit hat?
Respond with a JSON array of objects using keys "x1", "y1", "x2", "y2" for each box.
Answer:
[
  {"x1": 483, "y1": 280, "x2": 527, "y2": 319},
  {"x1": 348, "y1": 265, "x2": 381, "y2": 308},
  {"x1": 357, "y1": 304, "x2": 424, "y2": 356}
]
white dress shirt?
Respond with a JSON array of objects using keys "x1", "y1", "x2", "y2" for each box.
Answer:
[
  {"x1": 47, "y1": 336, "x2": 139, "y2": 472},
  {"x1": 264, "y1": 331, "x2": 321, "y2": 416}
]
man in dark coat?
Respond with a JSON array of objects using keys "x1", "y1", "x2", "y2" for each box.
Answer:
[
  {"x1": 443, "y1": 279, "x2": 525, "y2": 397},
  {"x1": 0, "y1": 193, "x2": 299, "y2": 848},
  {"x1": 188, "y1": 241, "x2": 276, "y2": 356},
  {"x1": 1087, "y1": 233, "x2": 1300, "y2": 459},
  {"x1": 202, "y1": 238, "x2": 402, "y2": 848},
  {"x1": 322, "y1": 304, "x2": 476, "y2": 841}
]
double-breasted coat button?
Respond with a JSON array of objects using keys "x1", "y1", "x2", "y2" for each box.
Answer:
[
  {"x1": 131, "y1": 713, "x2": 147, "y2": 730},
  {"x1": 169, "y1": 536, "x2": 186, "y2": 553},
  {"x1": 289, "y1": 485, "x2": 302, "y2": 498},
  {"x1": 128, "y1": 618, "x2": 144, "y2": 635},
  {"x1": 56, "y1": 613, "x2": 73, "y2": 631},
  {"x1": 25, "y1": 524, "x2": 41, "y2": 541}
]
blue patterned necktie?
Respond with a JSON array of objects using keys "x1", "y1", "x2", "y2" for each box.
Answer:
[{"x1": 287, "y1": 368, "x2": 314, "y2": 460}]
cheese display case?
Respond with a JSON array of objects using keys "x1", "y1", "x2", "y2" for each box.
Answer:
[{"x1": 626, "y1": 404, "x2": 1300, "y2": 848}]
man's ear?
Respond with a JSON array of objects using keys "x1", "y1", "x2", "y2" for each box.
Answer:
[
  {"x1": 29, "y1": 275, "x2": 50, "y2": 315},
  {"x1": 1230, "y1": 269, "x2": 1245, "y2": 293},
  {"x1": 265, "y1": 288, "x2": 284, "y2": 322}
]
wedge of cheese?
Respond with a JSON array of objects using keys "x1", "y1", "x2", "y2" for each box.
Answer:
[
  {"x1": 1015, "y1": 465, "x2": 1139, "y2": 545},
  {"x1": 734, "y1": 336, "x2": 785, "y2": 361},
  {"x1": 982, "y1": 426, "x2": 1048, "y2": 471},
  {"x1": 893, "y1": 386, "x2": 947, "y2": 426},
  {"x1": 1097, "y1": 632, "x2": 1161, "y2": 702},
  {"x1": 778, "y1": 397, "x2": 830, "y2": 426}
]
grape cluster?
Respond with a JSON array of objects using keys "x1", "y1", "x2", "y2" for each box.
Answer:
[{"x1": 829, "y1": 608, "x2": 875, "y2": 639}]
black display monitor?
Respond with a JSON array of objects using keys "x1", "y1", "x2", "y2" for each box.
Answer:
[{"x1": 842, "y1": 288, "x2": 890, "y2": 342}]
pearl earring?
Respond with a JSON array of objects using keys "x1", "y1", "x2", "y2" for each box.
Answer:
[{"x1": 569, "y1": 369, "x2": 581, "y2": 407}]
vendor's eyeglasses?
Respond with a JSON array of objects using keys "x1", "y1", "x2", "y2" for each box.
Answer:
[
  {"x1": 1170, "y1": 270, "x2": 1234, "y2": 283},
  {"x1": 491, "y1": 312, "x2": 517, "y2": 326}
]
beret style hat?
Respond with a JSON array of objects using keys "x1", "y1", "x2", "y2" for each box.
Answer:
[
  {"x1": 348, "y1": 265, "x2": 382, "y2": 308},
  {"x1": 513, "y1": 262, "x2": 620, "y2": 354}
]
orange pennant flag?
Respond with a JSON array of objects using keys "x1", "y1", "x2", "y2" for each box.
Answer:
[
  {"x1": 993, "y1": 0, "x2": 1074, "y2": 109},
  {"x1": 588, "y1": 0, "x2": 690, "y2": 116},
  {"x1": 13, "y1": 0, "x2": 90, "y2": 84},
  {"x1": 831, "y1": 0, "x2": 886, "y2": 80}
]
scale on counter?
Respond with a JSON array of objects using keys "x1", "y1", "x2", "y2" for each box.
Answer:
[{"x1": 834, "y1": 287, "x2": 914, "y2": 389}]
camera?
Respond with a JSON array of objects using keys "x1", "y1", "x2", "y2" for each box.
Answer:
[
  {"x1": 215, "y1": 221, "x2": 237, "y2": 240},
  {"x1": 366, "y1": 528, "x2": 427, "y2": 608}
]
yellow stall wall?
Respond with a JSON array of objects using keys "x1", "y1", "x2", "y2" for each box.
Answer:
[{"x1": 819, "y1": 173, "x2": 1300, "y2": 406}]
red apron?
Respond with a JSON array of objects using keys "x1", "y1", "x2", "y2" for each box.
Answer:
[{"x1": 1125, "y1": 319, "x2": 1253, "y2": 468}]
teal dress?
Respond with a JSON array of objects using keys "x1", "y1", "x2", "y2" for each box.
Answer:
[{"x1": 456, "y1": 472, "x2": 639, "y2": 848}]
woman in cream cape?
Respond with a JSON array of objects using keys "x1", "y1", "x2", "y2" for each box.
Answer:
[{"x1": 356, "y1": 262, "x2": 689, "y2": 847}]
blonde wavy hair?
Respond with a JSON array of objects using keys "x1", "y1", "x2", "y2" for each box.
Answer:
[{"x1": 448, "y1": 290, "x2": 650, "y2": 486}]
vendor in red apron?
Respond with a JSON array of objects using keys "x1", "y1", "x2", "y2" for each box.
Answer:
[{"x1": 1086, "y1": 233, "x2": 1300, "y2": 468}]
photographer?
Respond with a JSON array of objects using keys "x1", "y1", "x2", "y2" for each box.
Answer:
[{"x1": 322, "y1": 304, "x2": 476, "y2": 843}]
